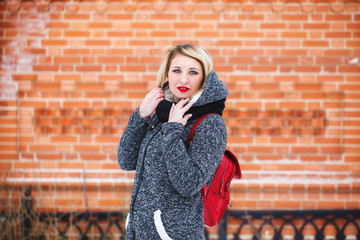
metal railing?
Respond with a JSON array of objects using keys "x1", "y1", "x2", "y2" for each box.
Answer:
[
  {"x1": 219, "y1": 209, "x2": 360, "y2": 240},
  {"x1": 1, "y1": 188, "x2": 359, "y2": 240}
]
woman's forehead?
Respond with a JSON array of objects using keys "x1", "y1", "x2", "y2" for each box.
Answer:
[{"x1": 170, "y1": 54, "x2": 202, "y2": 69}]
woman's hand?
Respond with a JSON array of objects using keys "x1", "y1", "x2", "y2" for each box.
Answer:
[
  {"x1": 168, "y1": 98, "x2": 195, "y2": 126},
  {"x1": 139, "y1": 88, "x2": 165, "y2": 118}
]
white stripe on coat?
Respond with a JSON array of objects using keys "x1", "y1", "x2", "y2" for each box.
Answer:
[{"x1": 154, "y1": 209, "x2": 173, "y2": 240}]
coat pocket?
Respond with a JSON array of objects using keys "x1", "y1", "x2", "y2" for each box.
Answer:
[{"x1": 154, "y1": 210, "x2": 173, "y2": 240}]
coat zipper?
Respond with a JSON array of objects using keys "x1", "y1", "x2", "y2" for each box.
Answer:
[{"x1": 130, "y1": 123, "x2": 161, "y2": 238}]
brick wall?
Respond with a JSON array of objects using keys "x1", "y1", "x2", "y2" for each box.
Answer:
[{"x1": 1, "y1": 0, "x2": 359, "y2": 219}]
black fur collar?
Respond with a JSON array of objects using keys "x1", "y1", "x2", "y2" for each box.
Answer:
[{"x1": 156, "y1": 98, "x2": 226, "y2": 122}]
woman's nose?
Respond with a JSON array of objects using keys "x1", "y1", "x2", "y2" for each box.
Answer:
[{"x1": 179, "y1": 73, "x2": 189, "y2": 84}]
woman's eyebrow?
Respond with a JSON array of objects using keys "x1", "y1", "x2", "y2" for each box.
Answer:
[{"x1": 171, "y1": 66, "x2": 200, "y2": 70}]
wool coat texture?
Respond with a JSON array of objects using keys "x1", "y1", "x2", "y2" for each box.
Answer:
[{"x1": 117, "y1": 70, "x2": 229, "y2": 240}]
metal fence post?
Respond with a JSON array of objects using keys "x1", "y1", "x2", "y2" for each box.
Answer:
[
  {"x1": 21, "y1": 186, "x2": 32, "y2": 239},
  {"x1": 218, "y1": 210, "x2": 228, "y2": 240}
]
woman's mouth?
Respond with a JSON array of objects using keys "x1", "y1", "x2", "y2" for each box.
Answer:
[{"x1": 177, "y1": 87, "x2": 190, "y2": 93}]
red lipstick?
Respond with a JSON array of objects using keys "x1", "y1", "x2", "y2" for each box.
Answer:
[{"x1": 177, "y1": 86, "x2": 190, "y2": 93}]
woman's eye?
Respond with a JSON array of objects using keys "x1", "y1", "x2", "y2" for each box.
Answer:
[
  {"x1": 172, "y1": 69, "x2": 181, "y2": 73},
  {"x1": 190, "y1": 70, "x2": 198, "y2": 75}
]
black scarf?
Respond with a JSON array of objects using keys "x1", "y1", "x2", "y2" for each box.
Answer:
[{"x1": 156, "y1": 98, "x2": 226, "y2": 122}]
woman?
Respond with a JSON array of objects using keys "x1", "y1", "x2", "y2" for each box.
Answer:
[{"x1": 117, "y1": 43, "x2": 229, "y2": 240}]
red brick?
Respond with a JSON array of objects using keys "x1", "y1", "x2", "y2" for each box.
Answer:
[
  {"x1": 87, "y1": 22, "x2": 112, "y2": 28},
  {"x1": 214, "y1": 40, "x2": 241, "y2": 47},
  {"x1": 0, "y1": 101, "x2": 16, "y2": 107},
  {"x1": 33, "y1": 65, "x2": 59, "y2": 71},
  {"x1": 325, "y1": 14, "x2": 352, "y2": 21},
  {"x1": 292, "y1": 147, "x2": 318, "y2": 153},
  {"x1": 77, "y1": 83, "x2": 104, "y2": 91},
  {"x1": 279, "y1": 102, "x2": 306, "y2": 109},
  {"x1": 63, "y1": 13, "x2": 90, "y2": 20},
  {"x1": 81, "y1": 154, "x2": 107, "y2": 160},
  {"x1": 318, "y1": 201, "x2": 345, "y2": 209},
  {"x1": 33, "y1": 83, "x2": 61, "y2": 91},
  {"x1": 151, "y1": 31, "x2": 177, "y2": 37},
  {"x1": 301, "y1": 155, "x2": 327, "y2": 161},
  {"x1": 248, "y1": 146, "x2": 273, "y2": 153},
  {"x1": 282, "y1": 14, "x2": 308, "y2": 21},
  {"x1": 107, "y1": 31, "x2": 132, "y2": 37},
  {"x1": 64, "y1": 31, "x2": 90, "y2": 37},
  {"x1": 304, "y1": 23, "x2": 330, "y2": 29},
  {"x1": 260, "y1": 23, "x2": 286, "y2": 29},
  {"x1": 324, "y1": 49, "x2": 352, "y2": 56},
  {"x1": 260, "y1": 40, "x2": 285, "y2": 47},
  {"x1": 194, "y1": 13, "x2": 220, "y2": 20},
  {"x1": 235, "y1": 102, "x2": 261, "y2": 109},
  {"x1": 37, "y1": 154, "x2": 63, "y2": 160},
  {"x1": 325, "y1": 32, "x2": 351, "y2": 38},
  {"x1": 271, "y1": 137, "x2": 297, "y2": 144},
  {"x1": 12, "y1": 74, "x2": 38, "y2": 81},
  {"x1": 339, "y1": 66, "x2": 360, "y2": 73},
  {"x1": 54, "y1": 57, "x2": 81, "y2": 64},
  {"x1": 39, "y1": 34, "x2": 65, "y2": 42},
  {"x1": 295, "y1": 84, "x2": 322, "y2": 91},
  {"x1": 274, "y1": 201, "x2": 301, "y2": 209},
  {"x1": 51, "y1": 136, "x2": 77, "y2": 143},
  {"x1": 251, "y1": 66, "x2": 277, "y2": 72},
  {"x1": 151, "y1": 13, "x2": 177, "y2": 20},
  {"x1": 30, "y1": 145, "x2": 57, "y2": 151},
  {"x1": 251, "y1": 83, "x2": 278, "y2": 91},
  {"x1": 85, "y1": 40, "x2": 111, "y2": 46},
  {"x1": 63, "y1": 49, "x2": 90, "y2": 55},
  {"x1": 120, "y1": 66, "x2": 146, "y2": 72},
  {"x1": 345, "y1": 147, "x2": 360, "y2": 154},
  {"x1": 305, "y1": 42, "x2": 330, "y2": 49}
]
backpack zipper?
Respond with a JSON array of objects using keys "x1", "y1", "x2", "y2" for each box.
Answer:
[{"x1": 219, "y1": 157, "x2": 229, "y2": 195}]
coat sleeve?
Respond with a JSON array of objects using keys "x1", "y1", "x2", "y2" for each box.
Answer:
[
  {"x1": 117, "y1": 108, "x2": 149, "y2": 171},
  {"x1": 161, "y1": 114, "x2": 227, "y2": 196}
]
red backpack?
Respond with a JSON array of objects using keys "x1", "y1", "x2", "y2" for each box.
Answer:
[{"x1": 187, "y1": 113, "x2": 242, "y2": 227}]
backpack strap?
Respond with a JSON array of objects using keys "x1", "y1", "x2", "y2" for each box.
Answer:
[{"x1": 187, "y1": 113, "x2": 216, "y2": 146}]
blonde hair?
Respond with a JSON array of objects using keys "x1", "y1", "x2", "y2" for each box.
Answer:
[{"x1": 156, "y1": 43, "x2": 213, "y2": 91}]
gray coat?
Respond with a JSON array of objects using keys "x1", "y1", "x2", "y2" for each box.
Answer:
[{"x1": 118, "y1": 70, "x2": 229, "y2": 240}]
